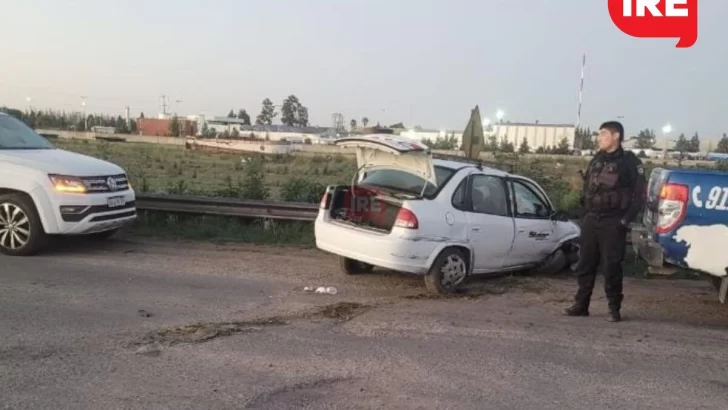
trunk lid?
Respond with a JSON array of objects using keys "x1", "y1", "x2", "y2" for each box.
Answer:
[{"x1": 334, "y1": 134, "x2": 437, "y2": 186}]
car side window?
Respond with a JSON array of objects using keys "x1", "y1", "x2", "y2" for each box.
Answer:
[
  {"x1": 512, "y1": 180, "x2": 551, "y2": 219},
  {"x1": 451, "y1": 178, "x2": 468, "y2": 210},
  {"x1": 468, "y1": 175, "x2": 509, "y2": 217}
]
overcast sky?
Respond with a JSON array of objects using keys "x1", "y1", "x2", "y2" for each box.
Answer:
[{"x1": 1, "y1": 0, "x2": 725, "y2": 138}]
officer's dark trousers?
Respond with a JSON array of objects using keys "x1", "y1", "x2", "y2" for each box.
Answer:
[{"x1": 573, "y1": 214, "x2": 627, "y2": 312}]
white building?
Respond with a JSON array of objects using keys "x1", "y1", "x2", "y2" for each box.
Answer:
[{"x1": 490, "y1": 122, "x2": 576, "y2": 150}]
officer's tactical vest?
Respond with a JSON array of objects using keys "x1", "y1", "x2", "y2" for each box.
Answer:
[{"x1": 584, "y1": 149, "x2": 633, "y2": 215}]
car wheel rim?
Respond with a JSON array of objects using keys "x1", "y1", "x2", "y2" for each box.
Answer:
[
  {"x1": 440, "y1": 254, "x2": 467, "y2": 289},
  {"x1": 0, "y1": 203, "x2": 30, "y2": 250}
]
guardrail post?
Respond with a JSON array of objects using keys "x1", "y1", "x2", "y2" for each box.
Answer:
[{"x1": 263, "y1": 218, "x2": 275, "y2": 230}]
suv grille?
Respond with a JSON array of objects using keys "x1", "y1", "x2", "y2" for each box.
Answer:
[{"x1": 81, "y1": 174, "x2": 130, "y2": 193}]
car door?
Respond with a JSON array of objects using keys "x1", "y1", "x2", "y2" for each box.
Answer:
[
  {"x1": 452, "y1": 172, "x2": 516, "y2": 273},
  {"x1": 504, "y1": 178, "x2": 556, "y2": 267}
]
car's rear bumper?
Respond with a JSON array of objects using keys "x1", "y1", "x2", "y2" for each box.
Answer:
[
  {"x1": 630, "y1": 225, "x2": 664, "y2": 268},
  {"x1": 315, "y1": 218, "x2": 435, "y2": 275}
]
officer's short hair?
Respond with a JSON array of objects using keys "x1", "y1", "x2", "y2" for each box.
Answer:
[{"x1": 600, "y1": 121, "x2": 625, "y2": 142}]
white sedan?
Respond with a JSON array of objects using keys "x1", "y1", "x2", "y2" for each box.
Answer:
[{"x1": 315, "y1": 134, "x2": 580, "y2": 294}]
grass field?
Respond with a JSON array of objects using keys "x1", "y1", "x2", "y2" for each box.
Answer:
[
  {"x1": 53, "y1": 139, "x2": 596, "y2": 209},
  {"x1": 54, "y1": 138, "x2": 723, "y2": 214},
  {"x1": 54, "y1": 139, "x2": 356, "y2": 201}
]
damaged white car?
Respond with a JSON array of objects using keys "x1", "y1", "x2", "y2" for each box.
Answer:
[{"x1": 315, "y1": 134, "x2": 580, "y2": 294}]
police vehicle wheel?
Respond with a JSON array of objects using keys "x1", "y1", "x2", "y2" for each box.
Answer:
[
  {"x1": 0, "y1": 193, "x2": 48, "y2": 257},
  {"x1": 339, "y1": 257, "x2": 374, "y2": 275},
  {"x1": 425, "y1": 248, "x2": 468, "y2": 295}
]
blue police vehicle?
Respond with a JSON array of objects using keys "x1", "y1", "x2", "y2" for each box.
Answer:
[{"x1": 632, "y1": 167, "x2": 728, "y2": 304}]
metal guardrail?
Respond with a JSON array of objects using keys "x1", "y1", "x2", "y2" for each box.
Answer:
[
  {"x1": 135, "y1": 193, "x2": 319, "y2": 221},
  {"x1": 134, "y1": 194, "x2": 637, "y2": 244}
]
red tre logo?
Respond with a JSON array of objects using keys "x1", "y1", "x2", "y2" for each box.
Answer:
[
  {"x1": 608, "y1": 0, "x2": 698, "y2": 48},
  {"x1": 343, "y1": 186, "x2": 388, "y2": 223}
]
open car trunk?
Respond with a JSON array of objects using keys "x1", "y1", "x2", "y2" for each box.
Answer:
[
  {"x1": 328, "y1": 185, "x2": 405, "y2": 233},
  {"x1": 324, "y1": 134, "x2": 434, "y2": 233}
]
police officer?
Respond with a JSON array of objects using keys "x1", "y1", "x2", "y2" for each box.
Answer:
[{"x1": 564, "y1": 121, "x2": 646, "y2": 322}]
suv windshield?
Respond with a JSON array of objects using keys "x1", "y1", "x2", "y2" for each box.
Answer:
[
  {"x1": 0, "y1": 114, "x2": 55, "y2": 150},
  {"x1": 359, "y1": 166, "x2": 456, "y2": 198}
]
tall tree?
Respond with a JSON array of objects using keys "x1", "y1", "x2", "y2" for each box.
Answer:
[
  {"x1": 674, "y1": 133, "x2": 690, "y2": 153},
  {"x1": 518, "y1": 137, "x2": 530, "y2": 154},
  {"x1": 280, "y1": 95, "x2": 309, "y2": 127},
  {"x1": 296, "y1": 106, "x2": 309, "y2": 127},
  {"x1": 115, "y1": 115, "x2": 128, "y2": 134},
  {"x1": 635, "y1": 129, "x2": 656, "y2": 149},
  {"x1": 554, "y1": 136, "x2": 572, "y2": 155},
  {"x1": 499, "y1": 140, "x2": 515, "y2": 153},
  {"x1": 362, "y1": 117, "x2": 369, "y2": 127},
  {"x1": 255, "y1": 98, "x2": 277, "y2": 125},
  {"x1": 237, "y1": 109, "x2": 251, "y2": 125},
  {"x1": 574, "y1": 127, "x2": 595, "y2": 150},
  {"x1": 168, "y1": 115, "x2": 181, "y2": 137},
  {"x1": 350, "y1": 119, "x2": 357, "y2": 130},
  {"x1": 716, "y1": 133, "x2": 728, "y2": 153},
  {"x1": 227, "y1": 109, "x2": 236, "y2": 118},
  {"x1": 485, "y1": 136, "x2": 498, "y2": 152},
  {"x1": 689, "y1": 132, "x2": 701, "y2": 152}
]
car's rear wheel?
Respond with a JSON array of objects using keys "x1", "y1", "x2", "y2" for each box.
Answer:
[
  {"x1": 339, "y1": 257, "x2": 374, "y2": 275},
  {"x1": 0, "y1": 194, "x2": 48, "y2": 256},
  {"x1": 424, "y1": 248, "x2": 468, "y2": 295}
]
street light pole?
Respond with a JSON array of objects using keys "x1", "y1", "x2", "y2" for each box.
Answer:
[
  {"x1": 661, "y1": 124, "x2": 672, "y2": 160},
  {"x1": 81, "y1": 96, "x2": 87, "y2": 132}
]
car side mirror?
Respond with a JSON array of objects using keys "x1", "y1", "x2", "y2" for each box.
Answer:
[{"x1": 550, "y1": 210, "x2": 570, "y2": 221}]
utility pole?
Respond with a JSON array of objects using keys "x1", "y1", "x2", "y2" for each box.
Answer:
[
  {"x1": 159, "y1": 95, "x2": 169, "y2": 117},
  {"x1": 81, "y1": 96, "x2": 88, "y2": 131},
  {"x1": 576, "y1": 53, "x2": 586, "y2": 150}
]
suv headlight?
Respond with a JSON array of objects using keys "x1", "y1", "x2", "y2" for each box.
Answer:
[{"x1": 49, "y1": 174, "x2": 87, "y2": 193}]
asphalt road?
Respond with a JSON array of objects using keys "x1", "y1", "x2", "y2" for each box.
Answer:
[{"x1": 1, "y1": 237, "x2": 727, "y2": 410}]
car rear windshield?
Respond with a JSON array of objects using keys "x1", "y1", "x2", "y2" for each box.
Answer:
[
  {"x1": 0, "y1": 114, "x2": 54, "y2": 150},
  {"x1": 359, "y1": 166, "x2": 456, "y2": 198}
]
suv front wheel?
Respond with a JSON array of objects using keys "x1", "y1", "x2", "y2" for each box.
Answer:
[{"x1": 0, "y1": 193, "x2": 48, "y2": 256}]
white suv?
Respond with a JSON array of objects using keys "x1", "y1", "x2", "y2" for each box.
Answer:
[
  {"x1": 0, "y1": 112, "x2": 136, "y2": 256},
  {"x1": 315, "y1": 134, "x2": 580, "y2": 294}
]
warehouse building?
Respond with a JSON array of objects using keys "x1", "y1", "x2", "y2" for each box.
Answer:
[{"x1": 490, "y1": 122, "x2": 576, "y2": 150}]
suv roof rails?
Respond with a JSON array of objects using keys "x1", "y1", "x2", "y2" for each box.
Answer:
[{"x1": 431, "y1": 153, "x2": 513, "y2": 173}]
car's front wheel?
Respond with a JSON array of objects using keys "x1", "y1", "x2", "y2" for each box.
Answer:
[
  {"x1": 0, "y1": 193, "x2": 48, "y2": 256},
  {"x1": 424, "y1": 248, "x2": 468, "y2": 295}
]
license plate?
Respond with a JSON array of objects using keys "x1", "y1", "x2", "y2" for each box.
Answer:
[{"x1": 107, "y1": 196, "x2": 126, "y2": 208}]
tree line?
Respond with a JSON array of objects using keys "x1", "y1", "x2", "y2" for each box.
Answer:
[
  {"x1": 0, "y1": 106, "x2": 140, "y2": 134},
  {"x1": 224, "y1": 95, "x2": 309, "y2": 127},
  {"x1": 421, "y1": 132, "x2": 574, "y2": 155}
]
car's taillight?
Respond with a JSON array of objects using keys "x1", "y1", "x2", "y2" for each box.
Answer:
[
  {"x1": 319, "y1": 192, "x2": 331, "y2": 210},
  {"x1": 394, "y1": 208, "x2": 418, "y2": 229},
  {"x1": 655, "y1": 183, "x2": 688, "y2": 234}
]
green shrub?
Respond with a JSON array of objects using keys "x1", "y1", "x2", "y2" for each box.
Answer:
[{"x1": 280, "y1": 178, "x2": 326, "y2": 203}]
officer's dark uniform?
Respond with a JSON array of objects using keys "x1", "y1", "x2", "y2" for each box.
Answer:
[{"x1": 565, "y1": 123, "x2": 646, "y2": 322}]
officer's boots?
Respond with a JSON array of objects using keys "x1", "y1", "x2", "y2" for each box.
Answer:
[
  {"x1": 563, "y1": 303, "x2": 589, "y2": 317},
  {"x1": 607, "y1": 295, "x2": 624, "y2": 322}
]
